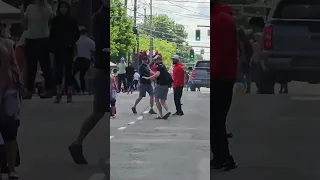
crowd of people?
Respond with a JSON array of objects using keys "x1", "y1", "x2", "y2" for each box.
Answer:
[{"x1": 0, "y1": 0, "x2": 110, "y2": 178}]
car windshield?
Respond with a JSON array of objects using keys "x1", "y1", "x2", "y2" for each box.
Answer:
[
  {"x1": 274, "y1": 1, "x2": 320, "y2": 19},
  {"x1": 196, "y1": 61, "x2": 210, "y2": 68}
]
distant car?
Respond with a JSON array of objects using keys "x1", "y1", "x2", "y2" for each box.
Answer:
[
  {"x1": 190, "y1": 60, "x2": 210, "y2": 91},
  {"x1": 259, "y1": 0, "x2": 320, "y2": 93}
]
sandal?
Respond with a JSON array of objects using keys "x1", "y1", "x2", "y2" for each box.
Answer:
[{"x1": 162, "y1": 112, "x2": 171, "y2": 120}]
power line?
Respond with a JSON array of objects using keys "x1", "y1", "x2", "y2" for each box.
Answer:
[
  {"x1": 154, "y1": 7, "x2": 209, "y2": 19},
  {"x1": 163, "y1": 0, "x2": 209, "y2": 17},
  {"x1": 153, "y1": 3, "x2": 209, "y2": 8}
]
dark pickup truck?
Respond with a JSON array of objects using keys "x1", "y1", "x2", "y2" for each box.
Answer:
[{"x1": 190, "y1": 60, "x2": 210, "y2": 91}]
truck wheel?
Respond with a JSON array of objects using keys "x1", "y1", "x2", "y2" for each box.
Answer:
[{"x1": 190, "y1": 85, "x2": 196, "y2": 91}]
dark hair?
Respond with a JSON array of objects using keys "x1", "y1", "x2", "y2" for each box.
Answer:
[{"x1": 57, "y1": 1, "x2": 71, "y2": 16}]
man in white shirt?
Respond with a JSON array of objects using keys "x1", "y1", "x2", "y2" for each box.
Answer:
[
  {"x1": 73, "y1": 27, "x2": 95, "y2": 93},
  {"x1": 23, "y1": 0, "x2": 54, "y2": 99}
]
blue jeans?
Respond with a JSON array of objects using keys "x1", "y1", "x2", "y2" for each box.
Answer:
[{"x1": 127, "y1": 79, "x2": 134, "y2": 91}]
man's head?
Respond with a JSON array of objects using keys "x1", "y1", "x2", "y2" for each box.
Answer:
[
  {"x1": 79, "y1": 27, "x2": 88, "y2": 36},
  {"x1": 58, "y1": 1, "x2": 70, "y2": 16},
  {"x1": 171, "y1": 55, "x2": 180, "y2": 64},
  {"x1": 128, "y1": 62, "x2": 132, "y2": 66},
  {"x1": 154, "y1": 55, "x2": 162, "y2": 64},
  {"x1": 142, "y1": 58, "x2": 148, "y2": 64},
  {"x1": 120, "y1": 57, "x2": 125, "y2": 63}
]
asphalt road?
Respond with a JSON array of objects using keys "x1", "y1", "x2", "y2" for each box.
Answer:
[
  {"x1": 214, "y1": 92, "x2": 320, "y2": 180},
  {"x1": 110, "y1": 88, "x2": 210, "y2": 180},
  {"x1": 16, "y1": 96, "x2": 109, "y2": 180},
  {"x1": 12, "y1": 81, "x2": 320, "y2": 180}
]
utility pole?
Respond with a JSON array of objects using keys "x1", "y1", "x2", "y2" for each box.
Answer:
[
  {"x1": 144, "y1": 7, "x2": 147, "y2": 25},
  {"x1": 125, "y1": 0, "x2": 128, "y2": 8},
  {"x1": 133, "y1": 0, "x2": 138, "y2": 65},
  {"x1": 149, "y1": 0, "x2": 153, "y2": 62}
]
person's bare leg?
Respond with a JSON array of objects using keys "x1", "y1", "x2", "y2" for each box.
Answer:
[
  {"x1": 150, "y1": 95, "x2": 154, "y2": 108},
  {"x1": 133, "y1": 97, "x2": 142, "y2": 108},
  {"x1": 160, "y1": 99, "x2": 168, "y2": 112},
  {"x1": 155, "y1": 98, "x2": 163, "y2": 117},
  {"x1": 74, "y1": 112, "x2": 105, "y2": 145},
  {"x1": 4, "y1": 140, "x2": 17, "y2": 173}
]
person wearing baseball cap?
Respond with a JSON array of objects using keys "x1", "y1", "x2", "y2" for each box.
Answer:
[{"x1": 171, "y1": 55, "x2": 185, "y2": 116}]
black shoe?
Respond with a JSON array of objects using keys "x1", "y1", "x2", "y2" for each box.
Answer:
[
  {"x1": 68, "y1": 143, "x2": 88, "y2": 164},
  {"x1": 131, "y1": 107, "x2": 137, "y2": 114},
  {"x1": 211, "y1": 156, "x2": 237, "y2": 171},
  {"x1": 172, "y1": 112, "x2": 179, "y2": 115},
  {"x1": 173, "y1": 111, "x2": 184, "y2": 116},
  {"x1": 149, "y1": 109, "x2": 157, "y2": 114}
]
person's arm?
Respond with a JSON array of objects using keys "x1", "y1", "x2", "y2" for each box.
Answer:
[
  {"x1": 23, "y1": 5, "x2": 30, "y2": 30},
  {"x1": 149, "y1": 65, "x2": 161, "y2": 80}
]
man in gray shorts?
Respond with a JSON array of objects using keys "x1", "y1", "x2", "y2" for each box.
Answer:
[
  {"x1": 145, "y1": 56, "x2": 171, "y2": 119},
  {"x1": 131, "y1": 58, "x2": 156, "y2": 114},
  {"x1": 68, "y1": 0, "x2": 110, "y2": 165}
]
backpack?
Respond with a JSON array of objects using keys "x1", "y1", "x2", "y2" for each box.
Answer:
[{"x1": 166, "y1": 72, "x2": 173, "y2": 88}]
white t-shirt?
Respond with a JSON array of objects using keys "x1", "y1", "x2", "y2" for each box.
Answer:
[
  {"x1": 25, "y1": 4, "x2": 53, "y2": 39},
  {"x1": 76, "y1": 35, "x2": 95, "y2": 59},
  {"x1": 133, "y1": 72, "x2": 140, "y2": 80}
]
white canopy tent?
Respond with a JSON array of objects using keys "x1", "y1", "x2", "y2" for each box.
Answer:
[
  {"x1": 0, "y1": 1, "x2": 21, "y2": 20},
  {"x1": 110, "y1": 62, "x2": 117, "y2": 68}
]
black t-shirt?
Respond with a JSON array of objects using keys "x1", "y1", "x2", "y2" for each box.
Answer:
[
  {"x1": 156, "y1": 63, "x2": 168, "y2": 85},
  {"x1": 139, "y1": 64, "x2": 151, "y2": 84}
]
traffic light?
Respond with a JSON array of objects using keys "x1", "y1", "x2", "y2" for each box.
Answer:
[
  {"x1": 133, "y1": 27, "x2": 138, "y2": 40},
  {"x1": 190, "y1": 48, "x2": 195, "y2": 59},
  {"x1": 195, "y1": 29, "x2": 200, "y2": 41}
]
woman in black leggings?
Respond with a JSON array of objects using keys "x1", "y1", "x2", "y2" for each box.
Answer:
[{"x1": 50, "y1": 1, "x2": 80, "y2": 103}]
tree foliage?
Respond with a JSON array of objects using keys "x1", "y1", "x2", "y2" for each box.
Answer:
[
  {"x1": 141, "y1": 14, "x2": 188, "y2": 45},
  {"x1": 139, "y1": 35, "x2": 176, "y2": 66},
  {"x1": 110, "y1": 0, "x2": 135, "y2": 62}
]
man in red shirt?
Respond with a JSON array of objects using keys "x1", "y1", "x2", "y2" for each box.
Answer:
[
  {"x1": 211, "y1": 0, "x2": 238, "y2": 171},
  {"x1": 172, "y1": 55, "x2": 185, "y2": 115}
]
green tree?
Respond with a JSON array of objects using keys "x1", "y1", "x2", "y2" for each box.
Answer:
[
  {"x1": 110, "y1": 0, "x2": 135, "y2": 62},
  {"x1": 141, "y1": 14, "x2": 188, "y2": 45},
  {"x1": 139, "y1": 35, "x2": 176, "y2": 66}
]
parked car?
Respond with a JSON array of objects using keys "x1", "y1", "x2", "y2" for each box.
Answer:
[
  {"x1": 190, "y1": 60, "x2": 210, "y2": 91},
  {"x1": 258, "y1": 0, "x2": 320, "y2": 93}
]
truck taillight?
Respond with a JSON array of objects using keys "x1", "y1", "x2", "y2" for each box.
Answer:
[
  {"x1": 192, "y1": 70, "x2": 196, "y2": 78},
  {"x1": 264, "y1": 24, "x2": 273, "y2": 50}
]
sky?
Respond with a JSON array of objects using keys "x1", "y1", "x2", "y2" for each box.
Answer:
[{"x1": 126, "y1": 0, "x2": 210, "y2": 60}]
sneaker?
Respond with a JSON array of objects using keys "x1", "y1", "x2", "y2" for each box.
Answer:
[
  {"x1": 131, "y1": 107, "x2": 137, "y2": 114},
  {"x1": 68, "y1": 143, "x2": 88, "y2": 164},
  {"x1": 211, "y1": 155, "x2": 237, "y2": 171},
  {"x1": 149, "y1": 109, "x2": 157, "y2": 114}
]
